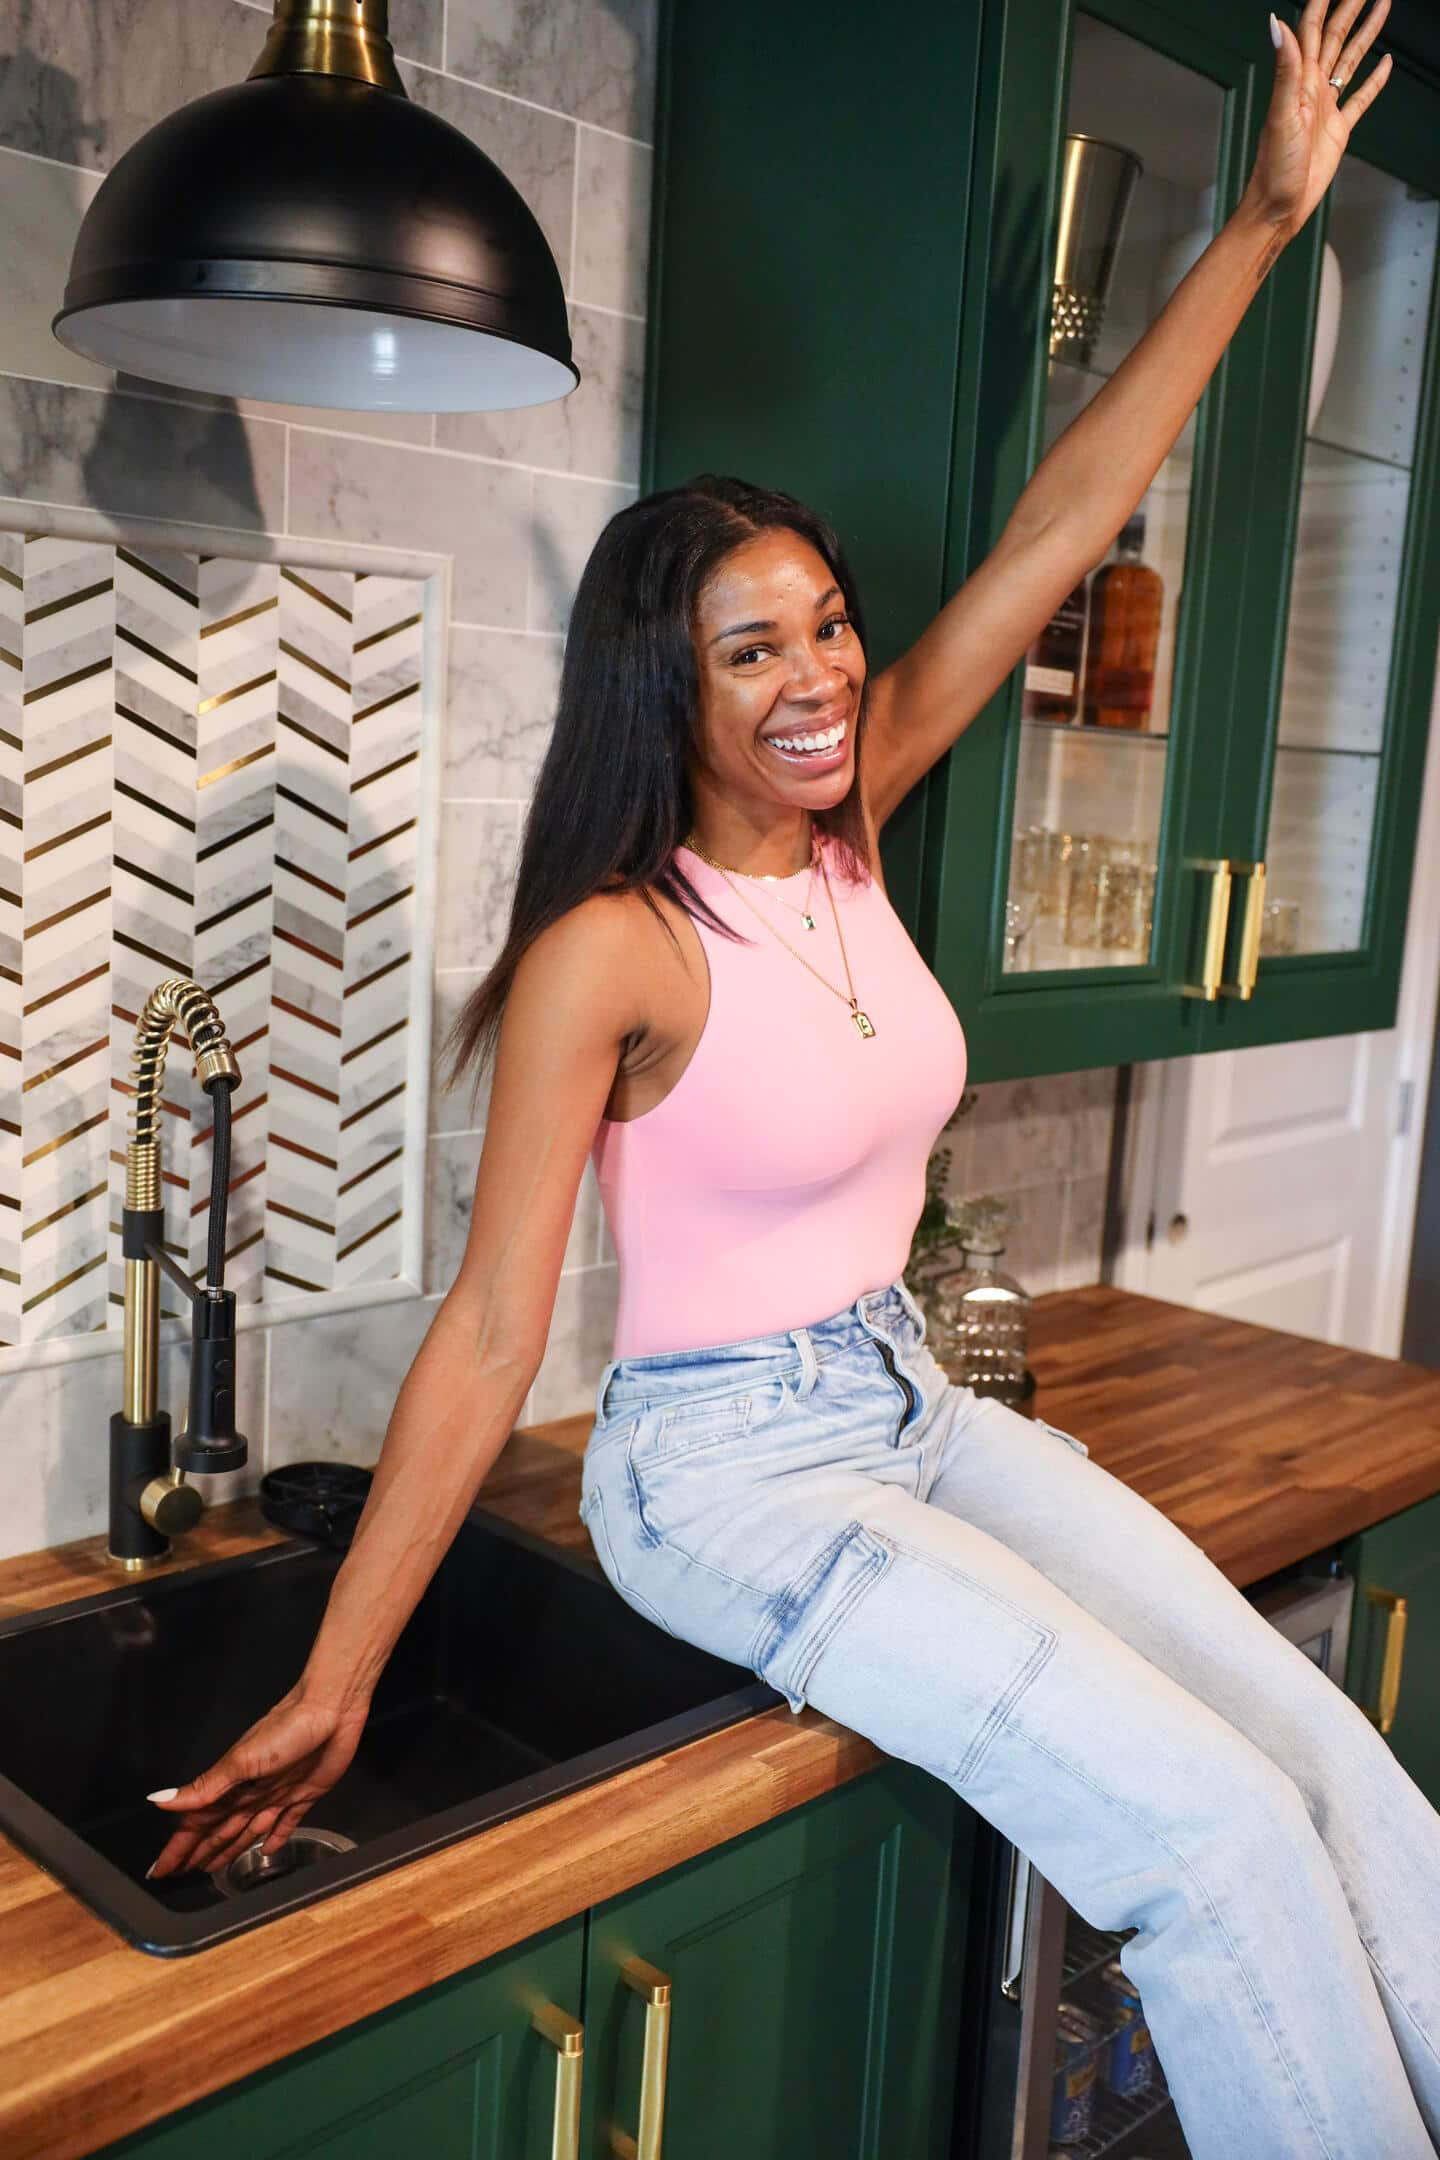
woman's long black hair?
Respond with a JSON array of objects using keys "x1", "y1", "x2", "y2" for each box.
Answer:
[{"x1": 438, "y1": 473, "x2": 873, "y2": 1119}]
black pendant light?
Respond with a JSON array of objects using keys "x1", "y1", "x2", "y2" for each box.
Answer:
[{"x1": 51, "y1": 0, "x2": 579, "y2": 413}]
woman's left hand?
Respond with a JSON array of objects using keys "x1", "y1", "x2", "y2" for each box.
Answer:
[{"x1": 1248, "y1": 0, "x2": 1393, "y2": 237}]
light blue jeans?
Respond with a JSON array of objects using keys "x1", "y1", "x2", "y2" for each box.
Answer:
[{"x1": 580, "y1": 1277, "x2": 1440, "y2": 2159}]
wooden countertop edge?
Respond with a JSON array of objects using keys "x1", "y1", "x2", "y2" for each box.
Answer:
[
  {"x1": 3, "y1": 1707, "x2": 883, "y2": 2160},
  {"x1": 6, "y1": 1280, "x2": 1440, "y2": 2156}
]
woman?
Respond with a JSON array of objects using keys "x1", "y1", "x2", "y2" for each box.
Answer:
[{"x1": 147, "y1": 6, "x2": 1436, "y2": 2152}]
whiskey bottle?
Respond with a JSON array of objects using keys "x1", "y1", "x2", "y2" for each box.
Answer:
[
  {"x1": 1023, "y1": 576, "x2": 1089, "y2": 723},
  {"x1": 1082, "y1": 513, "x2": 1163, "y2": 730}
]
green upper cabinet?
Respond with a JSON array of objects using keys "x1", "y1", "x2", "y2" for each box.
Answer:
[{"x1": 646, "y1": 0, "x2": 1440, "y2": 1082}]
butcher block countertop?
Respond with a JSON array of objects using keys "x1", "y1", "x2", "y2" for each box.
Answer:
[{"x1": 4, "y1": 1284, "x2": 1440, "y2": 2160}]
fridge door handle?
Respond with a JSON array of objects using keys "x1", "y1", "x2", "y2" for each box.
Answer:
[{"x1": 1001, "y1": 1846, "x2": 1034, "y2": 2001}]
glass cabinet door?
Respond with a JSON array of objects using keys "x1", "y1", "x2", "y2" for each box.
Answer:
[
  {"x1": 1263, "y1": 164, "x2": 1436, "y2": 951},
  {"x1": 919, "y1": 0, "x2": 1276, "y2": 1077},
  {"x1": 1005, "y1": 12, "x2": 1224, "y2": 978},
  {"x1": 1203, "y1": 58, "x2": 1440, "y2": 1052}
]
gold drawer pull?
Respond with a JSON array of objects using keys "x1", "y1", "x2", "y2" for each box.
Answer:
[
  {"x1": 1217, "y1": 859, "x2": 1266, "y2": 999},
  {"x1": 1362, "y1": 1585, "x2": 1409, "y2": 1736},
  {"x1": 531, "y1": 2000, "x2": 584, "y2": 2160},
  {"x1": 1181, "y1": 858, "x2": 1233, "y2": 1001},
  {"x1": 610, "y1": 1954, "x2": 672, "y2": 2160}
]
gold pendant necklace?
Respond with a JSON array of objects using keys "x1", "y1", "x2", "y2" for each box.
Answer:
[
  {"x1": 682, "y1": 830, "x2": 876, "y2": 1039},
  {"x1": 683, "y1": 829, "x2": 818, "y2": 929}
]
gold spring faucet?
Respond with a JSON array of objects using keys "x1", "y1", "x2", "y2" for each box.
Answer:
[{"x1": 110, "y1": 977, "x2": 247, "y2": 1571}]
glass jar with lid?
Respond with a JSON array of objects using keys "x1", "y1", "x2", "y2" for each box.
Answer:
[{"x1": 929, "y1": 1196, "x2": 1035, "y2": 1410}]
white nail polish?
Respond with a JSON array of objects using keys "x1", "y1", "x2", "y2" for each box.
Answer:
[
  {"x1": 146, "y1": 1787, "x2": 179, "y2": 1803},
  {"x1": 1269, "y1": 11, "x2": 1283, "y2": 47}
]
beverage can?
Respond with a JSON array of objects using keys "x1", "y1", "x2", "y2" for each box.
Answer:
[
  {"x1": 1096, "y1": 1957, "x2": 1155, "y2": 2098},
  {"x1": 1050, "y1": 2000, "x2": 1104, "y2": 2144}
]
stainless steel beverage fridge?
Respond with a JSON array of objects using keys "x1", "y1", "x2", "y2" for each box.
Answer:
[{"x1": 948, "y1": 1559, "x2": 1356, "y2": 2159}]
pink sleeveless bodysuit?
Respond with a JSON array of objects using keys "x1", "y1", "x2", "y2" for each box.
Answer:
[{"x1": 590, "y1": 832, "x2": 968, "y2": 1357}]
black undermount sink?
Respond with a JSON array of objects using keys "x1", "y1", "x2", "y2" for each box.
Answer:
[{"x1": 0, "y1": 1507, "x2": 779, "y2": 1955}]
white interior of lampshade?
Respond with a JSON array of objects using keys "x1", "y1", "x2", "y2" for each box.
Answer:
[{"x1": 52, "y1": 296, "x2": 578, "y2": 412}]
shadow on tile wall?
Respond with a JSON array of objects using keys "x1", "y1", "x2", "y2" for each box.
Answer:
[{"x1": 0, "y1": 0, "x2": 1113, "y2": 1558}]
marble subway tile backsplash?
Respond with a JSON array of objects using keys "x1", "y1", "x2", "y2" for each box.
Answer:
[{"x1": 0, "y1": 0, "x2": 1116, "y2": 1564}]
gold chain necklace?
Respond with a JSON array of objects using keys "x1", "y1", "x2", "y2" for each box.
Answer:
[
  {"x1": 682, "y1": 831, "x2": 876, "y2": 1040},
  {"x1": 683, "y1": 828, "x2": 819, "y2": 930}
]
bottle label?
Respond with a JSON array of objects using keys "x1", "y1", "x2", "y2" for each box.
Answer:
[{"x1": 1025, "y1": 664, "x2": 1075, "y2": 696}]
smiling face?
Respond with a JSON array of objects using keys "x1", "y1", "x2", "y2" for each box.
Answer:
[{"x1": 687, "y1": 528, "x2": 865, "y2": 868}]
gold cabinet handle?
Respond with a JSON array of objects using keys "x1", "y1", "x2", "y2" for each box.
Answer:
[
  {"x1": 610, "y1": 1954, "x2": 672, "y2": 2160},
  {"x1": 1181, "y1": 858, "x2": 1233, "y2": 1000},
  {"x1": 530, "y1": 2001, "x2": 584, "y2": 2160},
  {"x1": 1362, "y1": 1585, "x2": 1409, "y2": 1735},
  {"x1": 1217, "y1": 859, "x2": 1266, "y2": 999}
]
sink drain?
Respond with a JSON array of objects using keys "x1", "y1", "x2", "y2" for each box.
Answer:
[{"x1": 218, "y1": 1824, "x2": 357, "y2": 1897}]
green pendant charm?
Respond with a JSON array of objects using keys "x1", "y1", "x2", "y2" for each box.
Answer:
[{"x1": 801, "y1": 912, "x2": 816, "y2": 931}]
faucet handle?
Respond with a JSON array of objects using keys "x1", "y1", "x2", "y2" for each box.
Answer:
[{"x1": 140, "y1": 1469, "x2": 205, "y2": 1537}]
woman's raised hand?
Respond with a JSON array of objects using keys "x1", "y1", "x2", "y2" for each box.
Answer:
[
  {"x1": 1250, "y1": 1, "x2": 1393, "y2": 236},
  {"x1": 143, "y1": 1686, "x2": 371, "y2": 1880}
]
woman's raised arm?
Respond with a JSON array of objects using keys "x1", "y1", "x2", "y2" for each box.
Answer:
[{"x1": 864, "y1": 0, "x2": 1393, "y2": 830}]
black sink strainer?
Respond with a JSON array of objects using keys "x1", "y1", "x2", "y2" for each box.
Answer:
[{"x1": 259, "y1": 1462, "x2": 374, "y2": 1550}]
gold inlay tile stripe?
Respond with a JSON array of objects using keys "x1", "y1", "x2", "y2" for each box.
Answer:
[
  {"x1": 26, "y1": 578, "x2": 114, "y2": 625},
  {"x1": 118, "y1": 547, "x2": 197, "y2": 608},
  {"x1": 352, "y1": 749, "x2": 418, "y2": 793},
  {"x1": 353, "y1": 613, "x2": 422, "y2": 652},
  {"x1": 22, "y1": 1034, "x2": 108, "y2": 1091},
  {"x1": 348, "y1": 884, "x2": 412, "y2": 929},
  {"x1": 116, "y1": 777, "x2": 194, "y2": 832},
  {"x1": 196, "y1": 883, "x2": 272, "y2": 937},
  {"x1": 279, "y1": 639, "x2": 350, "y2": 695},
  {"x1": 1, "y1": 647, "x2": 20, "y2": 672},
  {"x1": 350, "y1": 816, "x2": 416, "y2": 861},
  {"x1": 23, "y1": 886, "x2": 108, "y2": 940},
  {"x1": 116, "y1": 624, "x2": 198, "y2": 685},
  {"x1": 198, "y1": 809, "x2": 274, "y2": 860},
  {"x1": 114, "y1": 854, "x2": 193, "y2": 907},
  {"x1": 338, "y1": 1208, "x2": 402, "y2": 1261},
  {"x1": 340, "y1": 1080, "x2": 405, "y2": 1131},
  {"x1": 24, "y1": 958, "x2": 106, "y2": 1016},
  {"x1": 23, "y1": 1179, "x2": 109, "y2": 1237},
  {"x1": 266, "y1": 1198, "x2": 336, "y2": 1235},
  {"x1": 265, "y1": 1263, "x2": 328, "y2": 1293},
  {"x1": 23, "y1": 1106, "x2": 108, "y2": 1167},
  {"x1": 353, "y1": 682, "x2": 416, "y2": 724},
  {"x1": 24, "y1": 809, "x2": 111, "y2": 862},
  {"x1": 23, "y1": 659, "x2": 110, "y2": 706},
  {"x1": 269, "y1": 1130, "x2": 339, "y2": 1171},
  {"x1": 198, "y1": 740, "x2": 275, "y2": 789},
  {"x1": 281, "y1": 568, "x2": 353, "y2": 621},
  {"x1": 22, "y1": 1248, "x2": 106, "y2": 1313},
  {"x1": 201, "y1": 596, "x2": 279, "y2": 639},
  {"x1": 276, "y1": 853, "x2": 344, "y2": 903},
  {"x1": 344, "y1": 950, "x2": 408, "y2": 997},
  {"x1": 269, "y1": 1061, "x2": 340, "y2": 1105},
  {"x1": 272, "y1": 993, "x2": 341, "y2": 1039},
  {"x1": 116, "y1": 702, "x2": 192, "y2": 758},
  {"x1": 338, "y1": 1143, "x2": 403, "y2": 1194},
  {"x1": 277, "y1": 707, "x2": 348, "y2": 762},
  {"x1": 196, "y1": 668, "x2": 278, "y2": 717},
  {"x1": 25, "y1": 733, "x2": 110, "y2": 784},
  {"x1": 276, "y1": 781, "x2": 346, "y2": 833},
  {"x1": 341, "y1": 1016, "x2": 407, "y2": 1065}
]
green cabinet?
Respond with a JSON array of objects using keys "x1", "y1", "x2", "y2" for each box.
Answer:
[
  {"x1": 581, "y1": 1759, "x2": 967, "y2": 2159},
  {"x1": 102, "y1": 1917, "x2": 588, "y2": 2160},
  {"x1": 1343, "y1": 1490, "x2": 1440, "y2": 1810},
  {"x1": 99, "y1": 1762, "x2": 966, "y2": 2160},
  {"x1": 647, "y1": 0, "x2": 1440, "y2": 1082}
]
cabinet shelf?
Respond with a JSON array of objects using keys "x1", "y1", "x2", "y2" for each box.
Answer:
[{"x1": 1022, "y1": 716, "x2": 1170, "y2": 745}]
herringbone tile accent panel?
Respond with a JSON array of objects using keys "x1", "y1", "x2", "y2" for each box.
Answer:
[{"x1": 0, "y1": 539, "x2": 431, "y2": 1350}]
